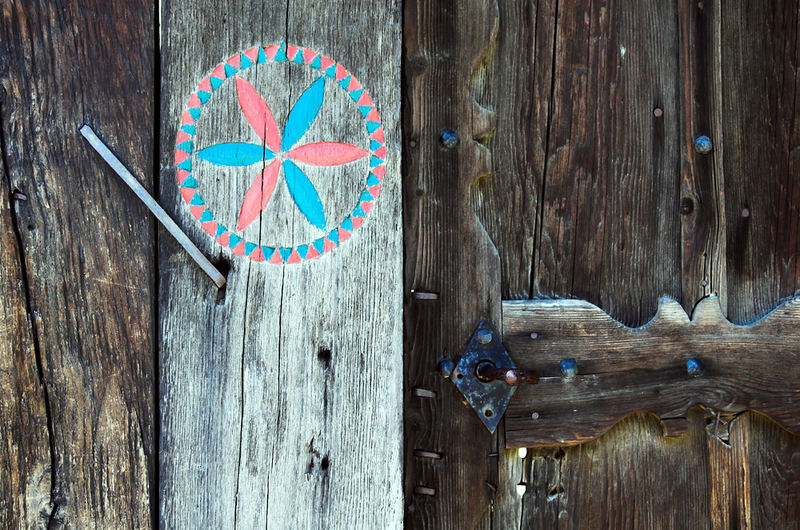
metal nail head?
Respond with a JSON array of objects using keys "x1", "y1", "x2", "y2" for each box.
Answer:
[
  {"x1": 439, "y1": 128, "x2": 459, "y2": 149},
  {"x1": 694, "y1": 135, "x2": 713, "y2": 154},
  {"x1": 687, "y1": 357, "x2": 705, "y2": 377},
  {"x1": 437, "y1": 357, "x2": 455, "y2": 379},
  {"x1": 560, "y1": 358, "x2": 578, "y2": 380}
]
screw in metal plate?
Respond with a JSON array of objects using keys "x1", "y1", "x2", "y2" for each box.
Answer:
[
  {"x1": 559, "y1": 358, "x2": 578, "y2": 380},
  {"x1": 694, "y1": 135, "x2": 713, "y2": 154},
  {"x1": 476, "y1": 330, "x2": 493, "y2": 345},
  {"x1": 687, "y1": 357, "x2": 705, "y2": 377},
  {"x1": 439, "y1": 128, "x2": 459, "y2": 149}
]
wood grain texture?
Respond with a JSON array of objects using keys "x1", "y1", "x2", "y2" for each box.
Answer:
[
  {"x1": 520, "y1": 410, "x2": 710, "y2": 529},
  {"x1": 531, "y1": 0, "x2": 682, "y2": 324},
  {"x1": 679, "y1": 0, "x2": 727, "y2": 312},
  {"x1": 717, "y1": 2, "x2": 800, "y2": 528},
  {"x1": 503, "y1": 295, "x2": 800, "y2": 447},
  {"x1": 403, "y1": 0, "x2": 502, "y2": 527},
  {"x1": 0, "y1": 2, "x2": 155, "y2": 527},
  {"x1": 0, "y1": 138, "x2": 51, "y2": 527},
  {"x1": 472, "y1": 0, "x2": 556, "y2": 300},
  {"x1": 159, "y1": 1, "x2": 402, "y2": 528}
]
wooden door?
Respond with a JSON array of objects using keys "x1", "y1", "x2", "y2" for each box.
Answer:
[
  {"x1": 2, "y1": 1, "x2": 799, "y2": 529},
  {"x1": 404, "y1": 0, "x2": 800, "y2": 528}
]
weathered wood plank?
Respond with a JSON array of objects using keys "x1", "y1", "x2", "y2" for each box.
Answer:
[
  {"x1": 472, "y1": 0, "x2": 556, "y2": 300},
  {"x1": 160, "y1": 2, "x2": 402, "y2": 528},
  {"x1": 0, "y1": 2, "x2": 155, "y2": 527},
  {"x1": 0, "y1": 139, "x2": 51, "y2": 526},
  {"x1": 679, "y1": 0, "x2": 727, "y2": 312},
  {"x1": 531, "y1": 0, "x2": 682, "y2": 323},
  {"x1": 403, "y1": 0, "x2": 503, "y2": 527},
  {"x1": 503, "y1": 295, "x2": 800, "y2": 447},
  {"x1": 521, "y1": 410, "x2": 710, "y2": 529},
  {"x1": 717, "y1": 2, "x2": 800, "y2": 528},
  {"x1": 500, "y1": 1, "x2": 697, "y2": 527}
]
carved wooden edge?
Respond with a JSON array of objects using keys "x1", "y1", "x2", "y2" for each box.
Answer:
[{"x1": 502, "y1": 295, "x2": 800, "y2": 447}]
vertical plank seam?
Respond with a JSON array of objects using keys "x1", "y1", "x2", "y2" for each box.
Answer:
[
  {"x1": 232, "y1": 260, "x2": 254, "y2": 530},
  {"x1": 530, "y1": 0, "x2": 559, "y2": 299},
  {"x1": 264, "y1": 265, "x2": 287, "y2": 530},
  {"x1": 0, "y1": 101, "x2": 57, "y2": 525},
  {"x1": 152, "y1": 0, "x2": 162, "y2": 527},
  {"x1": 709, "y1": 0, "x2": 727, "y2": 314}
]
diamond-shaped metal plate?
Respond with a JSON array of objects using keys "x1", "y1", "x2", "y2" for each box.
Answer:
[{"x1": 452, "y1": 319, "x2": 517, "y2": 433}]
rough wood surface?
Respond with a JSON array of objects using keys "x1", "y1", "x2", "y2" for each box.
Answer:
[
  {"x1": 0, "y1": 131, "x2": 51, "y2": 527},
  {"x1": 716, "y1": 2, "x2": 800, "y2": 527},
  {"x1": 472, "y1": 0, "x2": 556, "y2": 300},
  {"x1": 403, "y1": 0, "x2": 502, "y2": 527},
  {"x1": 1, "y1": 2, "x2": 155, "y2": 527},
  {"x1": 530, "y1": 0, "x2": 682, "y2": 321},
  {"x1": 159, "y1": 1, "x2": 402, "y2": 528},
  {"x1": 503, "y1": 295, "x2": 800, "y2": 447},
  {"x1": 473, "y1": 1, "x2": 800, "y2": 528}
]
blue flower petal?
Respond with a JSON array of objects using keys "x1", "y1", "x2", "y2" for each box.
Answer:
[
  {"x1": 283, "y1": 160, "x2": 326, "y2": 230},
  {"x1": 195, "y1": 143, "x2": 272, "y2": 166},
  {"x1": 281, "y1": 77, "x2": 326, "y2": 152}
]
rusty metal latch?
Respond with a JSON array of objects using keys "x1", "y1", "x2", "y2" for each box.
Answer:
[{"x1": 439, "y1": 319, "x2": 539, "y2": 433}]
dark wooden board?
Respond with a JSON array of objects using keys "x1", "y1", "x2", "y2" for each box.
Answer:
[
  {"x1": 0, "y1": 129, "x2": 51, "y2": 526},
  {"x1": 403, "y1": 0, "x2": 502, "y2": 527},
  {"x1": 718, "y1": 2, "x2": 800, "y2": 527},
  {"x1": 0, "y1": 1, "x2": 155, "y2": 527},
  {"x1": 473, "y1": 0, "x2": 556, "y2": 300},
  {"x1": 503, "y1": 295, "x2": 800, "y2": 447}
]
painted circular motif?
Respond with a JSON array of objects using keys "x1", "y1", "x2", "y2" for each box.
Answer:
[{"x1": 173, "y1": 43, "x2": 386, "y2": 263}]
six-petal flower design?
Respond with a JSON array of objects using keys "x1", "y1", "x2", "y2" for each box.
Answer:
[{"x1": 195, "y1": 76, "x2": 368, "y2": 231}]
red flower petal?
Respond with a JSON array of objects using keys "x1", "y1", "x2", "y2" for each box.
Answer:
[
  {"x1": 235, "y1": 78, "x2": 281, "y2": 153},
  {"x1": 237, "y1": 160, "x2": 281, "y2": 231},
  {"x1": 287, "y1": 142, "x2": 368, "y2": 166}
]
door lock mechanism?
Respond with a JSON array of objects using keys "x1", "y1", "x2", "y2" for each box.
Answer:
[{"x1": 440, "y1": 319, "x2": 538, "y2": 433}]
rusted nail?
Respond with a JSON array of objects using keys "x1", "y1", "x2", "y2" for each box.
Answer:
[
  {"x1": 687, "y1": 357, "x2": 705, "y2": 377},
  {"x1": 437, "y1": 357, "x2": 455, "y2": 379},
  {"x1": 485, "y1": 481, "x2": 497, "y2": 493},
  {"x1": 414, "y1": 486, "x2": 435, "y2": 496},
  {"x1": 413, "y1": 449, "x2": 442, "y2": 460},
  {"x1": 694, "y1": 135, "x2": 713, "y2": 154},
  {"x1": 413, "y1": 387, "x2": 436, "y2": 399},
  {"x1": 11, "y1": 190, "x2": 27, "y2": 201},
  {"x1": 653, "y1": 107, "x2": 663, "y2": 118},
  {"x1": 439, "y1": 128, "x2": 459, "y2": 149},
  {"x1": 411, "y1": 289, "x2": 439, "y2": 300}
]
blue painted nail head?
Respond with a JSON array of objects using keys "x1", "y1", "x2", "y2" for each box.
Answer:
[
  {"x1": 440, "y1": 128, "x2": 459, "y2": 149},
  {"x1": 438, "y1": 357, "x2": 456, "y2": 379},
  {"x1": 560, "y1": 358, "x2": 578, "y2": 380},
  {"x1": 687, "y1": 357, "x2": 705, "y2": 377},
  {"x1": 694, "y1": 135, "x2": 713, "y2": 154}
]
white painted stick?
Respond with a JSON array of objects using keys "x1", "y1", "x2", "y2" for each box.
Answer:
[{"x1": 80, "y1": 124, "x2": 226, "y2": 288}]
